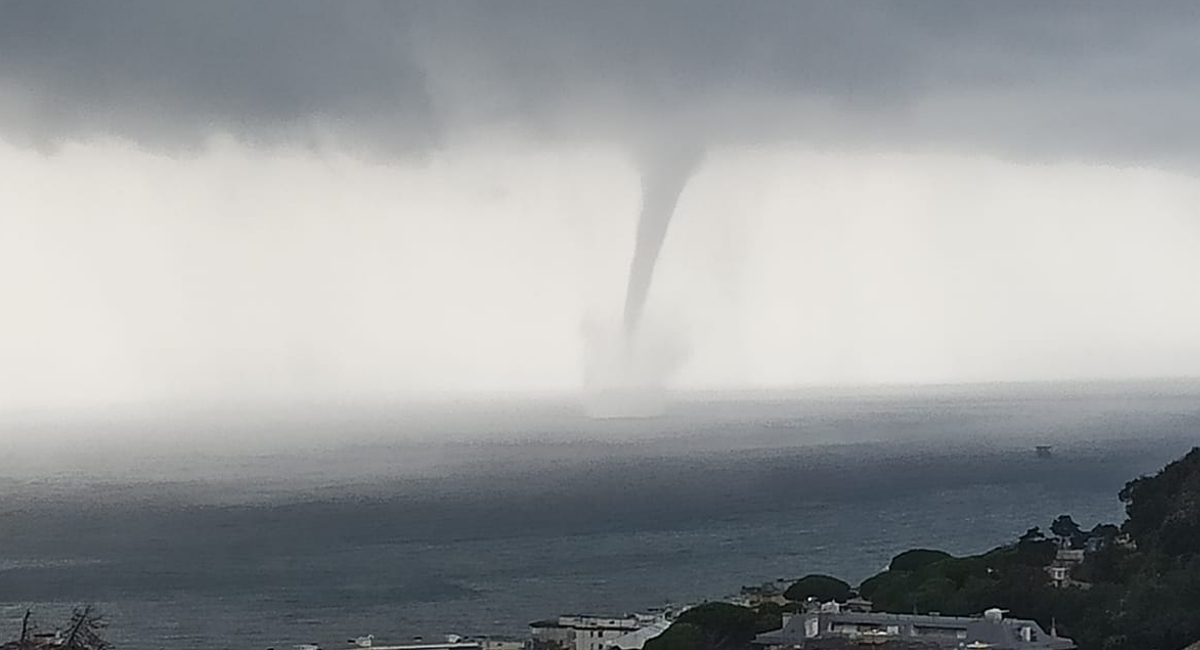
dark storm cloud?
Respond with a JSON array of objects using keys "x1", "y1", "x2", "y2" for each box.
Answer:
[
  {"x1": 3, "y1": 1, "x2": 1200, "y2": 163},
  {"x1": 0, "y1": 2, "x2": 439, "y2": 151}
]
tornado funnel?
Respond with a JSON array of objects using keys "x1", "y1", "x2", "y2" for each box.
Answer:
[{"x1": 622, "y1": 146, "x2": 702, "y2": 336}]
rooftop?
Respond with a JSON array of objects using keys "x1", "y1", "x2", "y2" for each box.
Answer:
[{"x1": 755, "y1": 608, "x2": 1074, "y2": 650}]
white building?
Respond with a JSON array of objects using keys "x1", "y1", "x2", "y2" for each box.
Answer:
[
  {"x1": 601, "y1": 618, "x2": 671, "y2": 650},
  {"x1": 754, "y1": 606, "x2": 1075, "y2": 649},
  {"x1": 530, "y1": 614, "x2": 668, "y2": 650}
]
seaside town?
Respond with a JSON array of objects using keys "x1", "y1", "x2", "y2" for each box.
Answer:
[
  {"x1": 3, "y1": 595, "x2": 1078, "y2": 650},
  {"x1": 5, "y1": 446, "x2": 1200, "y2": 650},
  {"x1": 0, "y1": 556, "x2": 1087, "y2": 650},
  {"x1": 274, "y1": 493, "x2": 1179, "y2": 650},
  {"x1": 0, "y1": 544, "x2": 1098, "y2": 650},
  {"x1": 6, "y1": 435, "x2": 1199, "y2": 650}
]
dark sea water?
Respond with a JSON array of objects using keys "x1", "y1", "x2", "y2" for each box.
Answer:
[{"x1": 1, "y1": 382, "x2": 1198, "y2": 650}]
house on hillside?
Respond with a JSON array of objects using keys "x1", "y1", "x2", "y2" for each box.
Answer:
[
  {"x1": 601, "y1": 618, "x2": 672, "y2": 650},
  {"x1": 731, "y1": 579, "x2": 796, "y2": 607},
  {"x1": 1046, "y1": 547, "x2": 1088, "y2": 589}
]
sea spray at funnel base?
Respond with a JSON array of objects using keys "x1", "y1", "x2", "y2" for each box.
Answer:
[
  {"x1": 580, "y1": 317, "x2": 689, "y2": 418},
  {"x1": 583, "y1": 144, "x2": 701, "y2": 418}
]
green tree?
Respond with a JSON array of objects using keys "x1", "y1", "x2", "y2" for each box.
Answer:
[
  {"x1": 889, "y1": 549, "x2": 952, "y2": 572},
  {"x1": 644, "y1": 603, "x2": 771, "y2": 650},
  {"x1": 858, "y1": 569, "x2": 909, "y2": 602},
  {"x1": 783, "y1": 574, "x2": 851, "y2": 603},
  {"x1": 1018, "y1": 527, "x2": 1046, "y2": 544},
  {"x1": 642, "y1": 622, "x2": 704, "y2": 650},
  {"x1": 1087, "y1": 523, "x2": 1120, "y2": 544},
  {"x1": 1050, "y1": 514, "x2": 1083, "y2": 547},
  {"x1": 1119, "y1": 447, "x2": 1200, "y2": 556}
]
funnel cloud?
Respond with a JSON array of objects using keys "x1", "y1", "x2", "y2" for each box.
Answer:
[
  {"x1": 4, "y1": 3, "x2": 1200, "y2": 418},
  {"x1": 623, "y1": 146, "x2": 704, "y2": 337},
  {"x1": 592, "y1": 142, "x2": 702, "y2": 418}
]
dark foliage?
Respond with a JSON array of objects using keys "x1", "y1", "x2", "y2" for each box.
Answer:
[
  {"x1": 1051, "y1": 514, "x2": 1085, "y2": 548},
  {"x1": 1019, "y1": 527, "x2": 1046, "y2": 543},
  {"x1": 643, "y1": 602, "x2": 779, "y2": 650},
  {"x1": 783, "y1": 574, "x2": 851, "y2": 603},
  {"x1": 1120, "y1": 447, "x2": 1200, "y2": 556},
  {"x1": 859, "y1": 446, "x2": 1200, "y2": 650},
  {"x1": 889, "y1": 549, "x2": 952, "y2": 572}
]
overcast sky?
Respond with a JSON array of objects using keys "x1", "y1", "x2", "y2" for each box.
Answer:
[{"x1": 3, "y1": 1, "x2": 1200, "y2": 418}]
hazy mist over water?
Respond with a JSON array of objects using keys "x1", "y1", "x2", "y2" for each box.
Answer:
[{"x1": 4, "y1": 380, "x2": 1198, "y2": 486}]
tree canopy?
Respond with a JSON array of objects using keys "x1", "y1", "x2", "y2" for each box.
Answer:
[
  {"x1": 1120, "y1": 446, "x2": 1200, "y2": 556},
  {"x1": 643, "y1": 603, "x2": 778, "y2": 650},
  {"x1": 889, "y1": 549, "x2": 953, "y2": 572},
  {"x1": 857, "y1": 446, "x2": 1200, "y2": 650},
  {"x1": 1050, "y1": 514, "x2": 1085, "y2": 548},
  {"x1": 783, "y1": 574, "x2": 851, "y2": 603},
  {"x1": 1018, "y1": 527, "x2": 1046, "y2": 543}
]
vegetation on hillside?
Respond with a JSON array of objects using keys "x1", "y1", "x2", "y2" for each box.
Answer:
[
  {"x1": 643, "y1": 602, "x2": 780, "y2": 650},
  {"x1": 858, "y1": 447, "x2": 1200, "y2": 650},
  {"x1": 641, "y1": 447, "x2": 1200, "y2": 650},
  {"x1": 782, "y1": 575, "x2": 851, "y2": 604}
]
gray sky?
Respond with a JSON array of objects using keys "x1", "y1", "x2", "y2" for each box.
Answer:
[
  {"x1": 2, "y1": 2, "x2": 1200, "y2": 416},
  {"x1": 2, "y1": 2, "x2": 1200, "y2": 162}
]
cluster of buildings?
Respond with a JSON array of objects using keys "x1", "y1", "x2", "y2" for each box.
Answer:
[
  {"x1": 521, "y1": 554, "x2": 1091, "y2": 650},
  {"x1": 283, "y1": 634, "x2": 525, "y2": 650},
  {"x1": 519, "y1": 601, "x2": 1077, "y2": 650},
  {"x1": 305, "y1": 611, "x2": 677, "y2": 650},
  {"x1": 754, "y1": 602, "x2": 1075, "y2": 650},
  {"x1": 1044, "y1": 528, "x2": 1132, "y2": 589},
  {"x1": 278, "y1": 541, "x2": 1101, "y2": 650},
  {"x1": 728, "y1": 578, "x2": 796, "y2": 608},
  {"x1": 529, "y1": 612, "x2": 673, "y2": 650},
  {"x1": 1045, "y1": 548, "x2": 1086, "y2": 590}
]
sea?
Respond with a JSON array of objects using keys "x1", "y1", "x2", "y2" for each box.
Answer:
[{"x1": 1, "y1": 381, "x2": 1198, "y2": 650}]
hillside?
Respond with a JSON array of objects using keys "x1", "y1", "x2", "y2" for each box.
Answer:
[
  {"x1": 645, "y1": 446, "x2": 1200, "y2": 650},
  {"x1": 856, "y1": 447, "x2": 1200, "y2": 650}
]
